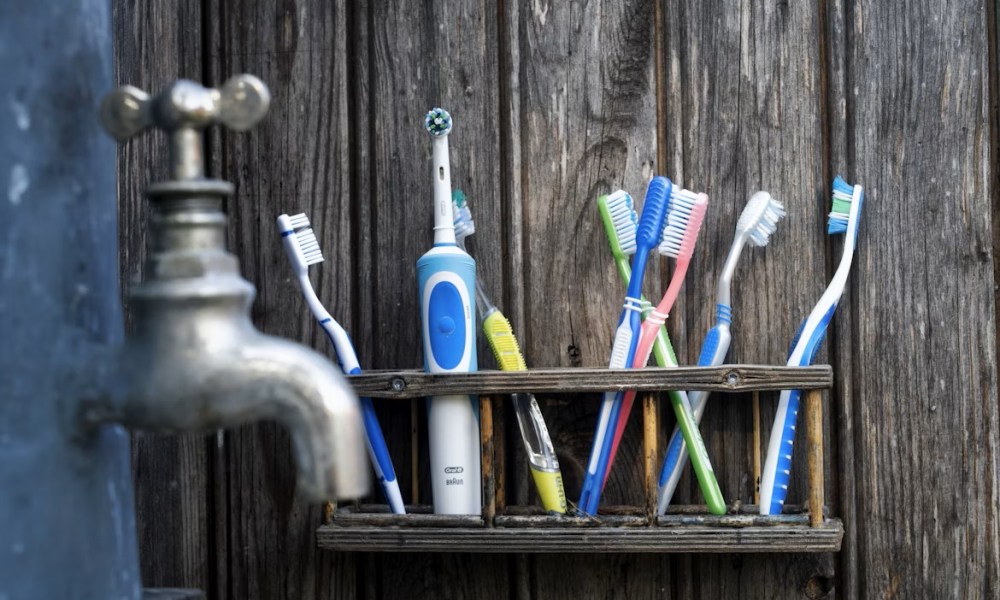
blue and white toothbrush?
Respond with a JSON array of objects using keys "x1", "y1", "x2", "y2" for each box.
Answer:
[
  {"x1": 418, "y1": 108, "x2": 481, "y2": 515},
  {"x1": 656, "y1": 191, "x2": 785, "y2": 515},
  {"x1": 276, "y1": 213, "x2": 405, "y2": 513},
  {"x1": 578, "y1": 176, "x2": 671, "y2": 516},
  {"x1": 759, "y1": 176, "x2": 864, "y2": 515}
]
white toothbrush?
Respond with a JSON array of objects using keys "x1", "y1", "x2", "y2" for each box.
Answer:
[{"x1": 657, "y1": 191, "x2": 785, "y2": 514}]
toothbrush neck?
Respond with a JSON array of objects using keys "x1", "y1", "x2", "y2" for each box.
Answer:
[
  {"x1": 716, "y1": 233, "x2": 747, "y2": 308},
  {"x1": 432, "y1": 136, "x2": 456, "y2": 245}
]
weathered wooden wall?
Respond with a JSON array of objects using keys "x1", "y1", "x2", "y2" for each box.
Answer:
[{"x1": 115, "y1": 0, "x2": 1000, "y2": 597}]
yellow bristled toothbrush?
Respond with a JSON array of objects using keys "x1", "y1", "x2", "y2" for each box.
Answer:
[{"x1": 453, "y1": 191, "x2": 567, "y2": 513}]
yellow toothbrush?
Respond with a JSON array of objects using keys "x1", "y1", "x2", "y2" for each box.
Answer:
[{"x1": 453, "y1": 191, "x2": 567, "y2": 513}]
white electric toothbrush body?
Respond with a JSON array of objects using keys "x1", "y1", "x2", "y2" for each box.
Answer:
[{"x1": 418, "y1": 108, "x2": 480, "y2": 515}]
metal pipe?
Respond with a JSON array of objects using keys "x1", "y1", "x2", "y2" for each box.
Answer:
[{"x1": 0, "y1": 3, "x2": 368, "y2": 595}]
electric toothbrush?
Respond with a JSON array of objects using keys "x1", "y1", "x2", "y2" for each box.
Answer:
[{"x1": 418, "y1": 108, "x2": 481, "y2": 515}]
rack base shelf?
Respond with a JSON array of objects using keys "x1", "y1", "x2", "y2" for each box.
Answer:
[
  {"x1": 317, "y1": 519, "x2": 843, "y2": 554},
  {"x1": 317, "y1": 507, "x2": 843, "y2": 553}
]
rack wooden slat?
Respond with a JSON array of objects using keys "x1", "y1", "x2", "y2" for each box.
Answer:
[{"x1": 349, "y1": 365, "x2": 832, "y2": 398}]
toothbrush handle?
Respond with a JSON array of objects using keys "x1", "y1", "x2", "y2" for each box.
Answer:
[
  {"x1": 602, "y1": 324, "x2": 725, "y2": 516},
  {"x1": 578, "y1": 389, "x2": 620, "y2": 515},
  {"x1": 482, "y1": 310, "x2": 567, "y2": 514},
  {"x1": 359, "y1": 397, "x2": 406, "y2": 514},
  {"x1": 317, "y1": 320, "x2": 406, "y2": 514},
  {"x1": 601, "y1": 257, "x2": 705, "y2": 486},
  {"x1": 578, "y1": 300, "x2": 641, "y2": 515},
  {"x1": 614, "y1": 257, "x2": 678, "y2": 370},
  {"x1": 417, "y1": 249, "x2": 481, "y2": 515},
  {"x1": 760, "y1": 306, "x2": 833, "y2": 515},
  {"x1": 759, "y1": 388, "x2": 800, "y2": 514},
  {"x1": 657, "y1": 321, "x2": 731, "y2": 514}
]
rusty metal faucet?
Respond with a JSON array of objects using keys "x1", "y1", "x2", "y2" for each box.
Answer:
[{"x1": 85, "y1": 75, "x2": 369, "y2": 501}]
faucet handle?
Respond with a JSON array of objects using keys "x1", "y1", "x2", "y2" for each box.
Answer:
[
  {"x1": 101, "y1": 75, "x2": 270, "y2": 140},
  {"x1": 100, "y1": 75, "x2": 270, "y2": 181}
]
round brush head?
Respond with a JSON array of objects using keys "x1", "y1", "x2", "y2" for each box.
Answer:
[
  {"x1": 425, "y1": 107, "x2": 452, "y2": 136},
  {"x1": 737, "y1": 191, "x2": 786, "y2": 247}
]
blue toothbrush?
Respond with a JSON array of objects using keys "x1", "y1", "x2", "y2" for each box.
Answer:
[
  {"x1": 759, "y1": 176, "x2": 864, "y2": 515},
  {"x1": 578, "y1": 176, "x2": 671, "y2": 515},
  {"x1": 276, "y1": 213, "x2": 405, "y2": 513},
  {"x1": 418, "y1": 108, "x2": 481, "y2": 515}
]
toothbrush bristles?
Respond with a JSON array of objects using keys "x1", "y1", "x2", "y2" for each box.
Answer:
[
  {"x1": 659, "y1": 189, "x2": 705, "y2": 258},
  {"x1": 605, "y1": 190, "x2": 638, "y2": 255},
  {"x1": 737, "y1": 192, "x2": 786, "y2": 248},
  {"x1": 452, "y1": 190, "x2": 476, "y2": 242},
  {"x1": 295, "y1": 227, "x2": 324, "y2": 266},
  {"x1": 425, "y1": 107, "x2": 453, "y2": 137},
  {"x1": 828, "y1": 176, "x2": 856, "y2": 235},
  {"x1": 288, "y1": 213, "x2": 311, "y2": 230}
]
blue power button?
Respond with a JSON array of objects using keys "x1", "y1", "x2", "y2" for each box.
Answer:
[
  {"x1": 438, "y1": 316, "x2": 456, "y2": 335},
  {"x1": 428, "y1": 281, "x2": 466, "y2": 370}
]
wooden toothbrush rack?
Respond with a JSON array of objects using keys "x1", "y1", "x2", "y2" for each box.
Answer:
[{"x1": 316, "y1": 365, "x2": 842, "y2": 554}]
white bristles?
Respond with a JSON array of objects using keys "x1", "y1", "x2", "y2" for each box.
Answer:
[
  {"x1": 605, "y1": 190, "x2": 638, "y2": 255},
  {"x1": 288, "y1": 213, "x2": 311, "y2": 230},
  {"x1": 295, "y1": 227, "x2": 324, "y2": 266},
  {"x1": 453, "y1": 204, "x2": 475, "y2": 242},
  {"x1": 737, "y1": 191, "x2": 786, "y2": 247},
  {"x1": 658, "y1": 189, "x2": 700, "y2": 257}
]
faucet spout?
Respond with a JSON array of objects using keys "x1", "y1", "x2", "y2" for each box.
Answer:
[{"x1": 109, "y1": 324, "x2": 369, "y2": 502}]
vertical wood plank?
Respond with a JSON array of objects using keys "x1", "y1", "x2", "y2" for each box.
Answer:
[
  {"x1": 501, "y1": 0, "x2": 668, "y2": 594},
  {"x1": 113, "y1": 0, "x2": 211, "y2": 592},
  {"x1": 361, "y1": 0, "x2": 512, "y2": 596},
  {"x1": 481, "y1": 396, "x2": 496, "y2": 523},
  {"x1": 846, "y1": 0, "x2": 1000, "y2": 596},
  {"x1": 823, "y1": 0, "x2": 859, "y2": 593},
  {"x1": 662, "y1": 0, "x2": 838, "y2": 595},
  {"x1": 503, "y1": 0, "x2": 659, "y2": 511},
  {"x1": 752, "y1": 390, "x2": 761, "y2": 505},
  {"x1": 205, "y1": 0, "x2": 358, "y2": 598}
]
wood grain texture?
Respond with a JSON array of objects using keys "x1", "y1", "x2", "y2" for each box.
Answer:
[
  {"x1": 661, "y1": 0, "x2": 838, "y2": 597},
  {"x1": 806, "y1": 390, "x2": 825, "y2": 528},
  {"x1": 113, "y1": 0, "x2": 211, "y2": 592},
  {"x1": 204, "y1": 0, "x2": 358, "y2": 598},
  {"x1": 116, "y1": 0, "x2": 1000, "y2": 597},
  {"x1": 846, "y1": 0, "x2": 1000, "y2": 597},
  {"x1": 823, "y1": 0, "x2": 861, "y2": 594}
]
